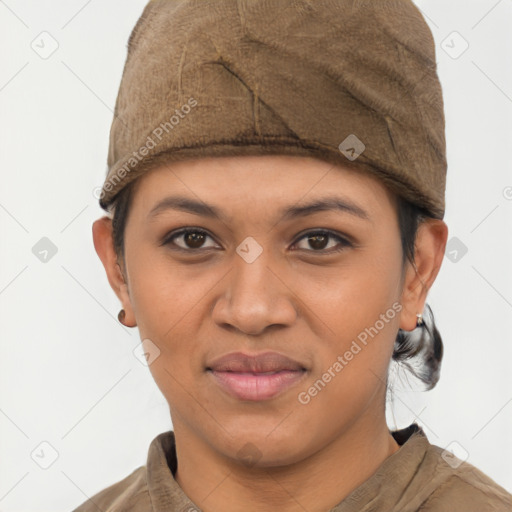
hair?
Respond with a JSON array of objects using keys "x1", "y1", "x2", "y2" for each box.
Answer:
[{"x1": 107, "y1": 177, "x2": 443, "y2": 391}]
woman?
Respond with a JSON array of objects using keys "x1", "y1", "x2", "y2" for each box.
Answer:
[{"x1": 74, "y1": 0, "x2": 512, "y2": 510}]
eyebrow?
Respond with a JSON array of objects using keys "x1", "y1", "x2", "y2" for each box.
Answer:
[{"x1": 147, "y1": 195, "x2": 370, "y2": 223}]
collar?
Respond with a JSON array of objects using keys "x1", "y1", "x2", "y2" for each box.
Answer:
[{"x1": 145, "y1": 423, "x2": 429, "y2": 511}]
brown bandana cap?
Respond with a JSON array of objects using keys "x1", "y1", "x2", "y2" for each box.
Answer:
[{"x1": 100, "y1": 0, "x2": 446, "y2": 220}]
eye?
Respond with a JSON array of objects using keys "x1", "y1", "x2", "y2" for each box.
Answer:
[
  {"x1": 292, "y1": 230, "x2": 352, "y2": 253},
  {"x1": 161, "y1": 228, "x2": 353, "y2": 254},
  {"x1": 162, "y1": 228, "x2": 219, "y2": 251}
]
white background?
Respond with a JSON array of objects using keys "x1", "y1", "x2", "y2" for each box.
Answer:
[{"x1": 1, "y1": 1, "x2": 511, "y2": 510}]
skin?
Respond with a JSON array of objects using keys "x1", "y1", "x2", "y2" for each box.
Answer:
[{"x1": 93, "y1": 155, "x2": 448, "y2": 512}]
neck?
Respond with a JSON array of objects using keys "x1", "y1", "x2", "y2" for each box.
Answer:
[{"x1": 173, "y1": 414, "x2": 400, "y2": 512}]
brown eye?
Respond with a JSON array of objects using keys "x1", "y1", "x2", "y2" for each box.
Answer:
[
  {"x1": 163, "y1": 229, "x2": 218, "y2": 250},
  {"x1": 307, "y1": 233, "x2": 329, "y2": 250},
  {"x1": 293, "y1": 230, "x2": 352, "y2": 253},
  {"x1": 183, "y1": 231, "x2": 207, "y2": 248}
]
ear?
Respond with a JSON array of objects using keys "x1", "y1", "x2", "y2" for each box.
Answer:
[
  {"x1": 92, "y1": 216, "x2": 137, "y2": 327},
  {"x1": 399, "y1": 219, "x2": 448, "y2": 331}
]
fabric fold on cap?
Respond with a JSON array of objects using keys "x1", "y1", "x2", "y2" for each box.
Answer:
[{"x1": 100, "y1": 0, "x2": 447, "y2": 220}]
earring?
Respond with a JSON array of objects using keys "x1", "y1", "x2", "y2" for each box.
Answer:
[
  {"x1": 118, "y1": 309, "x2": 127, "y2": 325},
  {"x1": 416, "y1": 313, "x2": 424, "y2": 327}
]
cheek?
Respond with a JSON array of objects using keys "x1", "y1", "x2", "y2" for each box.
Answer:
[
  {"x1": 299, "y1": 244, "x2": 403, "y2": 398},
  {"x1": 127, "y1": 245, "x2": 204, "y2": 335},
  {"x1": 305, "y1": 249, "x2": 402, "y2": 340},
  {"x1": 295, "y1": 284, "x2": 400, "y2": 434},
  {"x1": 125, "y1": 251, "x2": 218, "y2": 391}
]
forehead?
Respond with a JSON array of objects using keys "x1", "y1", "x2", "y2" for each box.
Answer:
[{"x1": 129, "y1": 155, "x2": 396, "y2": 220}]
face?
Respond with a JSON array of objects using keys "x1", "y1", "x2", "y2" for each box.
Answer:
[{"x1": 94, "y1": 155, "x2": 445, "y2": 467}]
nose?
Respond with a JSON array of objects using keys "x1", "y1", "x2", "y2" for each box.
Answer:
[{"x1": 211, "y1": 246, "x2": 298, "y2": 336}]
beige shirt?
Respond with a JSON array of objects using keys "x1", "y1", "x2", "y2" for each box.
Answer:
[{"x1": 72, "y1": 423, "x2": 511, "y2": 511}]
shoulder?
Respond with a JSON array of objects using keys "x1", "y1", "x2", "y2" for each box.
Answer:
[
  {"x1": 72, "y1": 465, "x2": 150, "y2": 512},
  {"x1": 416, "y1": 444, "x2": 512, "y2": 512}
]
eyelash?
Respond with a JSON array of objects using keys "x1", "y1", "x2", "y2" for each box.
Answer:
[{"x1": 161, "y1": 228, "x2": 353, "y2": 254}]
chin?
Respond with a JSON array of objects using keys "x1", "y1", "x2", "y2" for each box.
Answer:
[{"x1": 210, "y1": 423, "x2": 308, "y2": 469}]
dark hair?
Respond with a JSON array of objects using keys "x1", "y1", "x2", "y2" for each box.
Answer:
[{"x1": 107, "y1": 179, "x2": 443, "y2": 391}]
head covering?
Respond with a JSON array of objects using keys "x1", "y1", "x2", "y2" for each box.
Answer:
[{"x1": 100, "y1": 0, "x2": 447, "y2": 219}]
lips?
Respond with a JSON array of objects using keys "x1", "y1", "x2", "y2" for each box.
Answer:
[
  {"x1": 207, "y1": 351, "x2": 307, "y2": 373},
  {"x1": 206, "y1": 351, "x2": 308, "y2": 401}
]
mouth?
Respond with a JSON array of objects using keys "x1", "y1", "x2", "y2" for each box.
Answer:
[{"x1": 206, "y1": 351, "x2": 308, "y2": 401}]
